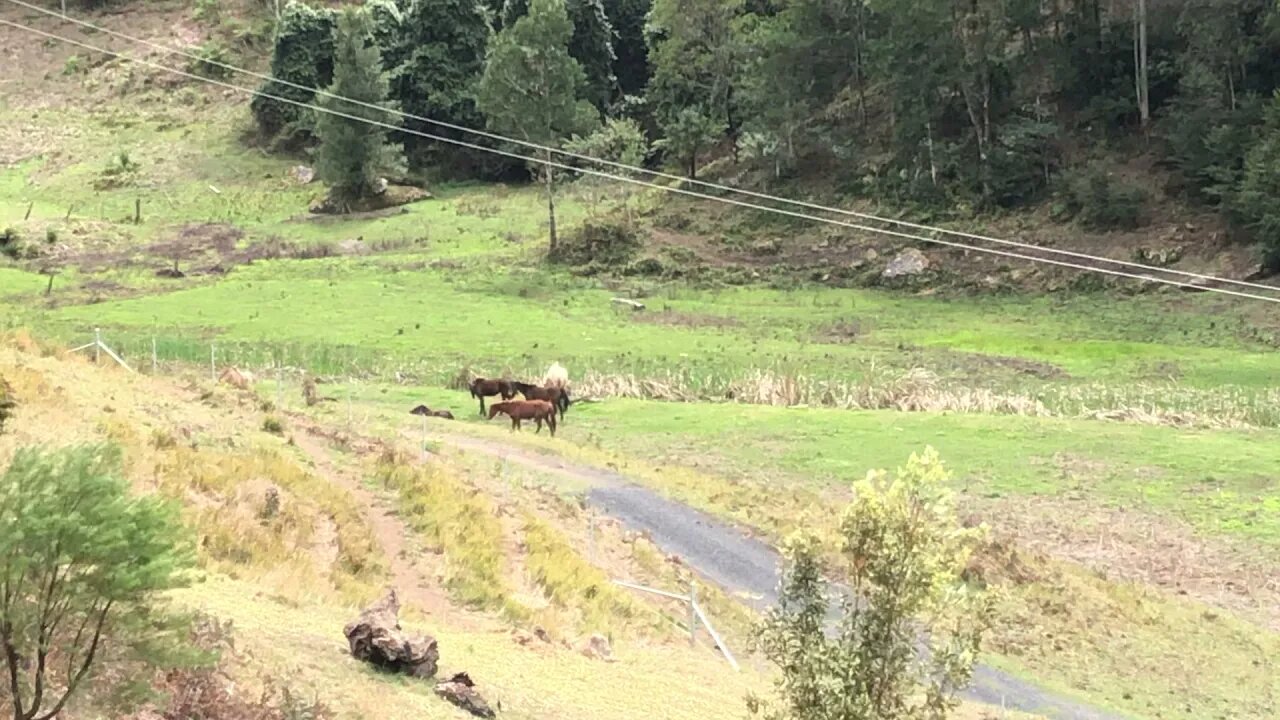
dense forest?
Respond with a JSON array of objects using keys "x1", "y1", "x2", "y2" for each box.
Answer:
[{"x1": 249, "y1": 0, "x2": 1280, "y2": 259}]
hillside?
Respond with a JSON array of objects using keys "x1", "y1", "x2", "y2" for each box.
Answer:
[{"x1": 1, "y1": 1, "x2": 1279, "y2": 720}]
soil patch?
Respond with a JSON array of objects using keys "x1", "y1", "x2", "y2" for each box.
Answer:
[{"x1": 631, "y1": 310, "x2": 742, "y2": 329}]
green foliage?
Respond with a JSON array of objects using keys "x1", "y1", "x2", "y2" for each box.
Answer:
[
  {"x1": 62, "y1": 54, "x2": 84, "y2": 76},
  {"x1": 1059, "y1": 163, "x2": 1149, "y2": 231},
  {"x1": 187, "y1": 40, "x2": 233, "y2": 80},
  {"x1": 653, "y1": 107, "x2": 724, "y2": 178},
  {"x1": 603, "y1": 0, "x2": 650, "y2": 98},
  {"x1": 387, "y1": 0, "x2": 491, "y2": 171},
  {"x1": 0, "y1": 445, "x2": 194, "y2": 720},
  {"x1": 1234, "y1": 93, "x2": 1280, "y2": 258},
  {"x1": 646, "y1": 0, "x2": 741, "y2": 167},
  {"x1": 552, "y1": 218, "x2": 643, "y2": 266},
  {"x1": 251, "y1": 1, "x2": 337, "y2": 143},
  {"x1": 314, "y1": 7, "x2": 405, "y2": 210},
  {"x1": 262, "y1": 415, "x2": 285, "y2": 434},
  {"x1": 754, "y1": 448, "x2": 991, "y2": 720},
  {"x1": 566, "y1": 0, "x2": 618, "y2": 112}
]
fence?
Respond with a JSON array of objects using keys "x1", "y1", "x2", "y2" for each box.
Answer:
[{"x1": 66, "y1": 328, "x2": 744, "y2": 669}]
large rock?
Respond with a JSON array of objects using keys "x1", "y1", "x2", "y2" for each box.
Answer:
[
  {"x1": 435, "y1": 672, "x2": 496, "y2": 718},
  {"x1": 881, "y1": 248, "x2": 930, "y2": 279},
  {"x1": 342, "y1": 590, "x2": 439, "y2": 678}
]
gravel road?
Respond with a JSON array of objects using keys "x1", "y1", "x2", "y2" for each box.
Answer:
[{"x1": 433, "y1": 432, "x2": 1129, "y2": 720}]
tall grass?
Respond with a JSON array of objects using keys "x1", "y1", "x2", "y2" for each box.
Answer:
[{"x1": 375, "y1": 450, "x2": 525, "y2": 617}]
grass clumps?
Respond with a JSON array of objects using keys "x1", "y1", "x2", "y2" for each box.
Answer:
[
  {"x1": 376, "y1": 450, "x2": 521, "y2": 615},
  {"x1": 522, "y1": 515, "x2": 653, "y2": 635},
  {"x1": 551, "y1": 218, "x2": 644, "y2": 269}
]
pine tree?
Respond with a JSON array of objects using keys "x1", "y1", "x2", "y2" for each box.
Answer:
[
  {"x1": 314, "y1": 7, "x2": 405, "y2": 211},
  {"x1": 389, "y1": 0, "x2": 491, "y2": 169},
  {"x1": 477, "y1": 0, "x2": 599, "y2": 254},
  {"x1": 506, "y1": 0, "x2": 618, "y2": 112},
  {"x1": 603, "y1": 0, "x2": 650, "y2": 98}
]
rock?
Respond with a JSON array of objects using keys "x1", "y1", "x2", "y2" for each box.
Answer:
[
  {"x1": 581, "y1": 634, "x2": 615, "y2": 662},
  {"x1": 289, "y1": 165, "x2": 315, "y2": 184},
  {"x1": 435, "y1": 672, "x2": 496, "y2": 718},
  {"x1": 533, "y1": 626, "x2": 552, "y2": 644},
  {"x1": 863, "y1": 248, "x2": 879, "y2": 262},
  {"x1": 881, "y1": 248, "x2": 929, "y2": 279},
  {"x1": 342, "y1": 590, "x2": 439, "y2": 679}
]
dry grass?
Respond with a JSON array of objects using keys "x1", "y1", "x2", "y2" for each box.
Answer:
[
  {"x1": 572, "y1": 365, "x2": 1273, "y2": 429},
  {"x1": 374, "y1": 450, "x2": 525, "y2": 617}
]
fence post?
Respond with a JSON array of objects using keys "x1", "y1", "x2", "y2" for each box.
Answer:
[
  {"x1": 276, "y1": 362, "x2": 283, "y2": 410},
  {"x1": 587, "y1": 513, "x2": 596, "y2": 564},
  {"x1": 210, "y1": 343, "x2": 216, "y2": 382},
  {"x1": 688, "y1": 580, "x2": 699, "y2": 647},
  {"x1": 421, "y1": 414, "x2": 428, "y2": 459},
  {"x1": 93, "y1": 328, "x2": 101, "y2": 364},
  {"x1": 346, "y1": 379, "x2": 353, "y2": 427},
  {"x1": 151, "y1": 337, "x2": 157, "y2": 374},
  {"x1": 134, "y1": 198, "x2": 141, "y2": 224}
]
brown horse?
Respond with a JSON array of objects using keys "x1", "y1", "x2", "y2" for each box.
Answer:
[
  {"x1": 487, "y1": 400, "x2": 557, "y2": 436},
  {"x1": 512, "y1": 381, "x2": 570, "y2": 421},
  {"x1": 410, "y1": 404, "x2": 455, "y2": 420},
  {"x1": 469, "y1": 378, "x2": 515, "y2": 415}
]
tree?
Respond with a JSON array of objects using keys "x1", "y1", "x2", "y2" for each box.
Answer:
[
  {"x1": 653, "y1": 106, "x2": 724, "y2": 179},
  {"x1": 314, "y1": 7, "x2": 406, "y2": 211},
  {"x1": 0, "y1": 445, "x2": 193, "y2": 720},
  {"x1": 477, "y1": 0, "x2": 599, "y2": 254},
  {"x1": 754, "y1": 448, "x2": 991, "y2": 720},
  {"x1": 565, "y1": 117, "x2": 650, "y2": 219},
  {"x1": 388, "y1": 0, "x2": 491, "y2": 171},
  {"x1": 647, "y1": 0, "x2": 743, "y2": 162},
  {"x1": 603, "y1": 0, "x2": 652, "y2": 99},
  {"x1": 251, "y1": 1, "x2": 337, "y2": 143},
  {"x1": 1234, "y1": 92, "x2": 1280, "y2": 258},
  {"x1": 505, "y1": 0, "x2": 618, "y2": 112}
]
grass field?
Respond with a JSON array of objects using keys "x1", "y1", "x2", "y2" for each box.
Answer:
[{"x1": 4, "y1": 11, "x2": 1280, "y2": 717}]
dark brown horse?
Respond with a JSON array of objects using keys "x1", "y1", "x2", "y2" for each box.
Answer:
[
  {"x1": 410, "y1": 404, "x2": 455, "y2": 420},
  {"x1": 487, "y1": 400, "x2": 557, "y2": 436},
  {"x1": 469, "y1": 378, "x2": 515, "y2": 415},
  {"x1": 512, "y1": 381, "x2": 570, "y2": 421}
]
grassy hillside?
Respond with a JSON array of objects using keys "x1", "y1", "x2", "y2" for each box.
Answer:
[{"x1": 1, "y1": 3, "x2": 1278, "y2": 720}]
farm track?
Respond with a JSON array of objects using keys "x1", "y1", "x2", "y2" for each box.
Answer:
[{"x1": 423, "y1": 430, "x2": 1128, "y2": 720}]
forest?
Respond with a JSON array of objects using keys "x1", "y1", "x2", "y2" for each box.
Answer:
[{"x1": 246, "y1": 0, "x2": 1280, "y2": 257}]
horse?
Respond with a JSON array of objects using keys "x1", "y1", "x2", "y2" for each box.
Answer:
[
  {"x1": 410, "y1": 404, "x2": 454, "y2": 420},
  {"x1": 469, "y1": 378, "x2": 515, "y2": 415},
  {"x1": 542, "y1": 362, "x2": 569, "y2": 390},
  {"x1": 512, "y1": 381, "x2": 570, "y2": 421},
  {"x1": 487, "y1": 400, "x2": 557, "y2": 436}
]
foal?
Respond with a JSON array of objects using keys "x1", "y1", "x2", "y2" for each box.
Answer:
[
  {"x1": 469, "y1": 377, "x2": 515, "y2": 415},
  {"x1": 487, "y1": 400, "x2": 557, "y2": 437}
]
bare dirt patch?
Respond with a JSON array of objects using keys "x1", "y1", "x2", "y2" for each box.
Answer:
[
  {"x1": 968, "y1": 493, "x2": 1280, "y2": 630},
  {"x1": 631, "y1": 309, "x2": 742, "y2": 329}
]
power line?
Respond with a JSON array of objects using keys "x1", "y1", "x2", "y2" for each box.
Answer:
[
  {"x1": 7, "y1": 0, "x2": 1278, "y2": 296},
  {"x1": 5, "y1": 16, "x2": 1280, "y2": 305}
]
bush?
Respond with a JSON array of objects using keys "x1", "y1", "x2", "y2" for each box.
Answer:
[
  {"x1": 1059, "y1": 163, "x2": 1148, "y2": 230},
  {"x1": 0, "y1": 445, "x2": 194, "y2": 719},
  {"x1": 1233, "y1": 93, "x2": 1280, "y2": 259},
  {"x1": 753, "y1": 448, "x2": 991, "y2": 720},
  {"x1": 251, "y1": 2, "x2": 338, "y2": 142},
  {"x1": 262, "y1": 416, "x2": 285, "y2": 434},
  {"x1": 188, "y1": 40, "x2": 233, "y2": 80},
  {"x1": 0, "y1": 377, "x2": 15, "y2": 433},
  {"x1": 550, "y1": 219, "x2": 644, "y2": 267}
]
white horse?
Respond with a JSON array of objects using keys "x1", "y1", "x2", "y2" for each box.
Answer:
[{"x1": 542, "y1": 362, "x2": 569, "y2": 389}]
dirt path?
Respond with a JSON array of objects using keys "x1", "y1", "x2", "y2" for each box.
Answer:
[
  {"x1": 290, "y1": 424, "x2": 482, "y2": 630},
  {"x1": 426, "y1": 430, "x2": 1128, "y2": 720}
]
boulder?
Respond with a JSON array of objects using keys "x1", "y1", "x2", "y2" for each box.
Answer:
[
  {"x1": 342, "y1": 590, "x2": 439, "y2": 679},
  {"x1": 881, "y1": 248, "x2": 929, "y2": 279},
  {"x1": 580, "y1": 634, "x2": 615, "y2": 662},
  {"x1": 289, "y1": 165, "x2": 315, "y2": 184},
  {"x1": 435, "y1": 672, "x2": 496, "y2": 718}
]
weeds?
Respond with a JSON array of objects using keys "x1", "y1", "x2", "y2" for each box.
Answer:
[{"x1": 375, "y1": 450, "x2": 521, "y2": 615}]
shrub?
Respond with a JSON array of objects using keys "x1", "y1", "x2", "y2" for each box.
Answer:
[
  {"x1": 0, "y1": 377, "x2": 15, "y2": 433},
  {"x1": 63, "y1": 54, "x2": 84, "y2": 75},
  {"x1": 262, "y1": 416, "x2": 285, "y2": 434},
  {"x1": 1059, "y1": 163, "x2": 1148, "y2": 230},
  {"x1": 1233, "y1": 93, "x2": 1280, "y2": 261},
  {"x1": 0, "y1": 445, "x2": 194, "y2": 720},
  {"x1": 753, "y1": 448, "x2": 992, "y2": 720},
  {"x1": 251, "y1": 2, "x2": 338, "y2": 142},
  {"x1": 551, "y1": 219, "x2": 644, "y2": 267},
  {"x1": 188, "y1": 40, "x2": 233, "y2": 80}
]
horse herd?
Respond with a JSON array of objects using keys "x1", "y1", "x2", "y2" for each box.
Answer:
[{"x1": 410, "y1": 363, "x2": 572, "y2": 438}]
